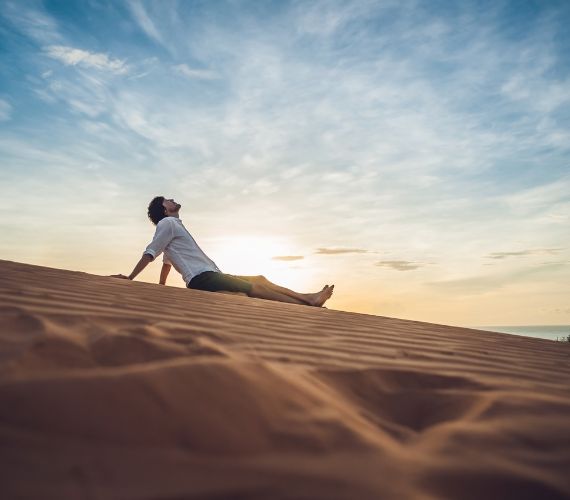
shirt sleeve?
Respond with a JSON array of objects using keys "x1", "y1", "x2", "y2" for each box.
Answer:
[
  {"x1": 144, "y1": 219, "x2": 174, "y2": 261},
  {"x1": 162, "y1": 254, "x2": 172, "y2": 265}
]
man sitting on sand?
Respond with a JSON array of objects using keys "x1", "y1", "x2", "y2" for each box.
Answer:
[{"x1": 112, "y1": 196, "x2": 334, "y2": 307}]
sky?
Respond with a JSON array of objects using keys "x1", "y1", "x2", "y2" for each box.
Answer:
[{"x1": 0, "y1": 0, "x2": 569, "y2": 327}]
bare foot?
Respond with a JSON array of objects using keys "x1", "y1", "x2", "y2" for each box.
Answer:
[{"x1": 307, "y1": 285, "x2": 334, "y2": 307}]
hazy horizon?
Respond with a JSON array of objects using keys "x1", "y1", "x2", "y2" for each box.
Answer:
[{"x1": 1, "y1": 0, "x2": 569, "y2": 327}]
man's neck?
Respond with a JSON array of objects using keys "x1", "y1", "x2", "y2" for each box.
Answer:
[{"x1": 165, "y1": 212, "x2": 180, "y2": 219}]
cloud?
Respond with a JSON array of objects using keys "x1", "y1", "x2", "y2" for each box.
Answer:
[
  {"x1": 501, "y1": 177, "x2": 570, "y2": 215},
  {"x1": 172, "y1": 64, "x2": 219, "y2": 80},
  {"x1": 272, "y1": 255, "x2": 304, "y2": 261},
  {"x1": 44, "y1": 46, "x2": 128, "y2": 74},
  {"x1": 127, "y1": 0, "x2": 165, "y2": 47},
  {"x1": 426, "y1": 273, "x2": 511, "y2": 295},
  {"x1": 486, "y1": 248, "x2": 564, "y2": 260},
  {"x1": 2, "y1": 3, "x2": 61, "y2": 44},
  {"x1": 546, "y1": 213, "x2": 570, "y2": 222},
  {"x1": 315, "y1": 248, "x2": 368, "y2": 255},
  {"x1": 31, "y1": 70, "x2": 113, "y2": 118},
  {"x1": 375, "y1": 260, "x2": 424, "y2": 271},
  {"x1": 292, "y1": 0, "x2": 382, "y2": 37},
  {"x1": 0, "y1": 99, "x2": 12, "y2": 121},
  {"x1": 425, "y1": 262, "x2": 568, "y2": 295}
]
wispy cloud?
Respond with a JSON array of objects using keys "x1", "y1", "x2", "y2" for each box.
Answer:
[
  {"x1": 127, "y1": 0, "x2": 165, "y2": 47},
  {"x1": 30, "y1": 70, "x2": 114, "y2": 118},
  {"x1": 376, "y1": 260, "x2": 426, "y2": 271},
  {"x1": 0, "y1": 99, "x2": 12, "y2": 121},
  {"x1": 546, "y1": 213, "x2": 570, "y2": 222},
  {"x1": 486, "y1": 248, "x2": 564, "y2": 260},
  {"x1": 316, "y1": 248, "x2": 368, "y2": 255},
  {"x1": 272, "y1": 255, "x2": 304, "y2": 261},
  {"x1": 172, "y1": 64, "x2": 219, "y2": 80},
  {"x1": 500, "y1": 177, "x2": 570, "y2": 218},
  {"x1": 1, "y1": 3, "x2": 61, "y2": 44},
  {"x1": 292, "y1": 0, "x2": 382, "y2": 37},
  {"x1": 425, "y1": 263, "x2": 565, "y2": 295},
  {"x1": 44, "y1": 46, "x2": 128, "y2": 74}
]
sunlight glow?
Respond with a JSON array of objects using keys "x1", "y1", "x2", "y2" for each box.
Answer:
[{"x1": 209, "y1": 236, "x2": 305, "y2": 288}]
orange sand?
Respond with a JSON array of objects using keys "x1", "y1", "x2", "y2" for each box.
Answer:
[{"x1": 1, "y1": 259, "x2": 569, "y2": 499}]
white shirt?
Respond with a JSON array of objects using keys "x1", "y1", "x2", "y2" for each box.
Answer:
[{"x1": 144, "y1": 217, "x2": 221, "y2": 285}]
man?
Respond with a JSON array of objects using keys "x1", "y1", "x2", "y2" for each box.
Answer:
[{"x1": 112, "y1": 196, "x2": 334, "y2": 307}]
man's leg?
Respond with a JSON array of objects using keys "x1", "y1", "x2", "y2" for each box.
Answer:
[
  {"x1": 237, "y1": 275, "x2": 333, "y2": 307},
  {"x1": 190, "y1": 272, "x2": 307, "y2": 304},
  {"x1": 248, "y1": 282, "x2": 308, "y2": 305}
]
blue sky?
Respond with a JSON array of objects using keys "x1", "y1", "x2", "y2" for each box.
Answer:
[{"x1": 1, "y1": 0, "x2": 569, "y2": 326}]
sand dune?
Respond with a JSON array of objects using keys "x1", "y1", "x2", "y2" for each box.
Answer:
[{"x1": 1, "y1": 259, "x2": 569, "y2": 500}]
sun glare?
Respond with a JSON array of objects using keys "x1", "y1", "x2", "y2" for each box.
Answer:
[{"x1": 209, "y1": 236, "x2": 308, "y2": 289}]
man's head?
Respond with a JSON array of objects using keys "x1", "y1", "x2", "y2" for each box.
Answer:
[{"x1": 147, "y1": 196, "x2": 182, "y2": 225}]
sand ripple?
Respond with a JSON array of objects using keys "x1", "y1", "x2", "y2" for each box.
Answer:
[{"x1": 1, "y1": 259, "x2": 569, "y2": 499}]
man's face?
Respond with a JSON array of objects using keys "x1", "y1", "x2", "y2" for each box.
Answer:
[{"x1": 162, "y1": 198, "x2": 181, "y2": 214}]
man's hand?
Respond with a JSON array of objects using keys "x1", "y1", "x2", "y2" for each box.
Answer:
[
  {"x1": 110, "y1": 254, "x2": 152, "y2": 282},
  {"x1": 159, "y1": 263, "x2": 171, "y2": 285}
]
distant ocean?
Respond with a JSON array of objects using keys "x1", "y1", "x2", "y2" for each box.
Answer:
[{"x1": 471, "y1": 325, "x2": 570, "y2": 342}]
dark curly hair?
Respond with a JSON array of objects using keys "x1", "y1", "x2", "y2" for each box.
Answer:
[{"x1": 147, "y1": 196, "x2": 166, "y2": 225}]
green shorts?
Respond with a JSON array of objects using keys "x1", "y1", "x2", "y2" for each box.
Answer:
[{"x1": 187, "y1": 271, "x2": 253, "y2": 294}]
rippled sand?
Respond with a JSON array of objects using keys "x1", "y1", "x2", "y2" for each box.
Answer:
[{"x1": 1, "y1": 259, "x2": 569, "y2": 499}]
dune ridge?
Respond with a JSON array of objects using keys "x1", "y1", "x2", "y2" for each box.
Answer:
[{"x1": 1, "y1": 259, "x2": 569, "y2": 500}]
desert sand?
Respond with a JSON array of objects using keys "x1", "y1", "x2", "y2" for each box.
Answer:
[{"x1": 0, "y1": 259, "x2": 569, "y2": 500}]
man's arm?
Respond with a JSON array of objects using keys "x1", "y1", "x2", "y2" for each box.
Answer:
[
  {"x1": 111, "y1": 218, "x2": 174, "y2": 281},
  {"x1": 128, "y1": 253, "x2": 153, "y2": 280},
  {"x1": 159, "y1": 263, "x2": 171, "y2": 285},
  {"x1": 111, "y1": 253, "x2": 153, "y2": 280}
]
